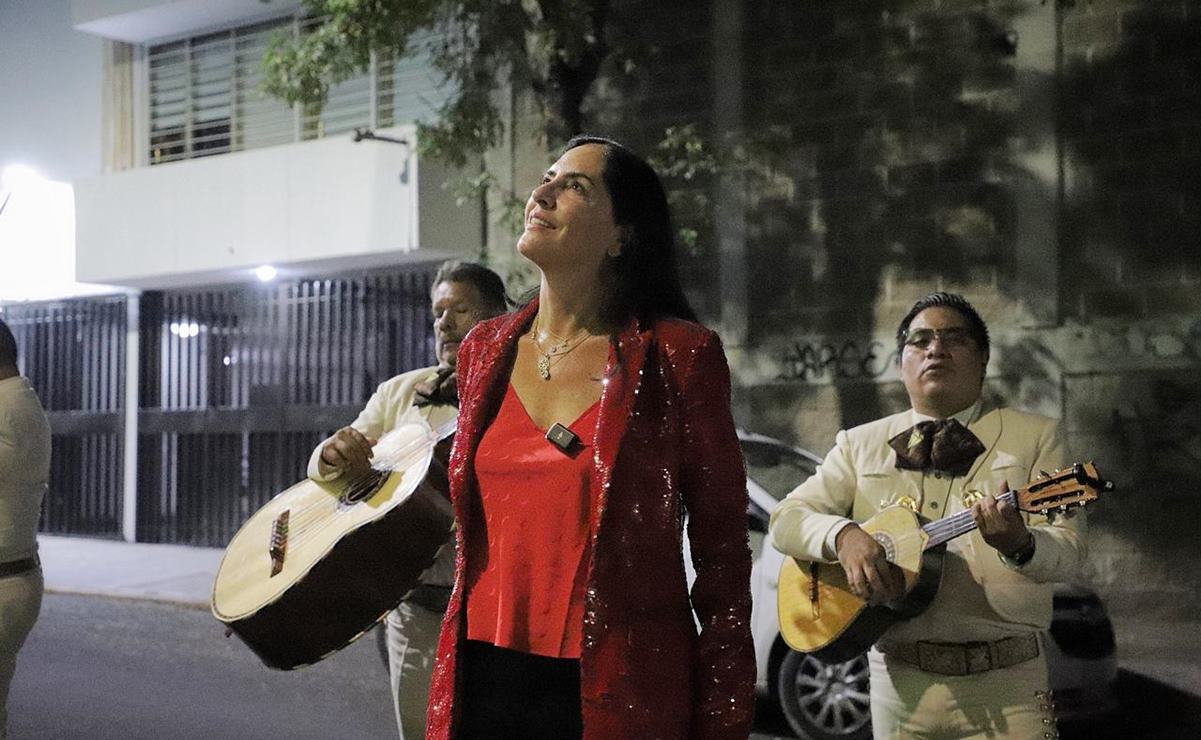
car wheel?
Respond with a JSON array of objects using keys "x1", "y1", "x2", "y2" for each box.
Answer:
[{"x1": 777, "y1": 650, "x2": 872, "y2": 740}]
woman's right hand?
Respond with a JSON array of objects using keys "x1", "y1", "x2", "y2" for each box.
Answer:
[
  {"x1": 836, "y1": 524, "x2": 905, "y2": 604},
  {"x1": 320, "y1": 426, "x2": 377, "y2": 479}
]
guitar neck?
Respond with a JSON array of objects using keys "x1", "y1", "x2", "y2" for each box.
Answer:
[{"x1": 920, "y1": 490, "x2": 1016, "y2": 549}]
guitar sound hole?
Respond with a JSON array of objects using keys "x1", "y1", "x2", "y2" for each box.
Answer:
[
  {"x1": 872, "y1": 532, "x2": 897, "y2": 562},
  {"x1": 344, "y1": 471, "x2": 385, "y2": 504}
]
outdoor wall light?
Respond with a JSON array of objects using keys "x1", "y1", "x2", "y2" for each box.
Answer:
[{"x1": 169, "y1": 322, "x2": 200, "y2": 338}]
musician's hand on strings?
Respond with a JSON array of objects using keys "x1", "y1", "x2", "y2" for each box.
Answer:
[
  {"x1": 836, "y1": 523, "x2": 905, "y2": 605},
  {"x1": 972, "y1": 480, "x2": 1030, "y2": 556},
  {"x1": 321, "y1": 426, "x2": 377, "y2": 479}
]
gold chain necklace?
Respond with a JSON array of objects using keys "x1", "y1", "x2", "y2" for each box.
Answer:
[{"x1": 531, "y1": 316, "x2": 591, "y2": 380}]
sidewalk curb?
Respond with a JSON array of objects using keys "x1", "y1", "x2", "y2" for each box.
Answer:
[
  {"x1": 44, "y1": 586, "x2": 212, "y2": 611},
  {"x1": 38, "y1": 534, "x2": 224, "y2": 613}
]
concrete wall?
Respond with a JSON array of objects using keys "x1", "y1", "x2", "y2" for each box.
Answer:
[
  {"x1": 74, "y1": 124, "x2": 479, "y2": 288},
  {"x1": 539, "y1": 0, "x2": 1201, "y2": 621},
  {"x1": 71, "y1": 0, "x2": 301, "y2": 42}
]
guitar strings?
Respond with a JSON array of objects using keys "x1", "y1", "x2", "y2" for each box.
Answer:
[
  {"x1": 297, "y1": 417, "x2": 456, "y2": 519},
  {"x1": 285, "y1": 431, "x2": 446, "y2": 546},
  {"x1": 284, "y1": 440, "x2": 430, "y2": 546},
  {"x1": 272, "y1": 419, "x2": 457, "y2": 554},
  {"x1": 921, "y1": 490, "x2": 1017, "y2": 550}
]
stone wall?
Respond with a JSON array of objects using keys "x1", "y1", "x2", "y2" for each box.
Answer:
[
  {"x1": 493, "y1": 0, "x2": 1201, "y2": 618},
  {"x1": 660, "y1": 0, "x2": 1198, "y2": 618}
]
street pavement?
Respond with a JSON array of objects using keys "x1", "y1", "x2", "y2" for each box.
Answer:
[
  {"x1": 28, "y1": 534, "x2": 1201, "y2": 739},
  {"x1": 30, "y1": 535, "x2": 795, "y2": 739},
  {"x1": 11, "y1": 593, "x2": 397, "y2": 739}
]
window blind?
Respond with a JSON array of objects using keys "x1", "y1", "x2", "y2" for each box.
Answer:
[{"x1": 147, "y1": 17, "x2": 452, "y2": 165}]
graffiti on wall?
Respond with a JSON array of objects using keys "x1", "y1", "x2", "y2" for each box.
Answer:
[
  {"x1": 777, "y1": 338, "x2": 899, "y2": 383},
  {"x1": 1075, "y1": 319, "x2": 1201, "y2": 365}
]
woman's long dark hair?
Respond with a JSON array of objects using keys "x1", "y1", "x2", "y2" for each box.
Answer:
[{"x1": 565, "y1": 135, "x2": 697, "y2": 325}]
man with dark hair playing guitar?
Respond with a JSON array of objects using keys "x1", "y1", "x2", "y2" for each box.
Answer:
[
  {"x1": 770, "y1": 292, "x2": 1095, "y2": 739},
  {"x1": 307, "y1": 261, "x2": 507, "y2": 740}
]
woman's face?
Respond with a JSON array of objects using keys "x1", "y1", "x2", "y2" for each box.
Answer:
[{"x1": 517, "y1": 144, "x2": 623, "y2": 275}]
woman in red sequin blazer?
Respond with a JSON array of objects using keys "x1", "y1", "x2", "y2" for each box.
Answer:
[{"x1": 425, "y1": 137, "x2": 755, "y2": 739}]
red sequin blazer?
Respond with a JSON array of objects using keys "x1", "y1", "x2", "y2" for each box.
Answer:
[{"x1": 425, "y1": 299, "x2": 755, "y2": 739}]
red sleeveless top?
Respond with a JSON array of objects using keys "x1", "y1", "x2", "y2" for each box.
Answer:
[{"x1": 465, "y1": 383, "x2": 601, "y2": 659}]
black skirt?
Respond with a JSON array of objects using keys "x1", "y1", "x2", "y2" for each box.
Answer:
[{"x1": 457, "y1": 640, "x2": 583, "y2": 740}]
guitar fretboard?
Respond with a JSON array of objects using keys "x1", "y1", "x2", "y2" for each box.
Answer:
[{"x1": 920, "y1": 490, "x2": 1016, "y2": 550}]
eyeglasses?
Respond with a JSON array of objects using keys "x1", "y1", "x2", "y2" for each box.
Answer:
[{"x1": 902, "y1": 327, "x2": 976, "y2": 350}]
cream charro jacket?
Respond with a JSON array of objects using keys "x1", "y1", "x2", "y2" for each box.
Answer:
[{"x1": 769, "y1": 402, "x2": 1087, "y2": 631}]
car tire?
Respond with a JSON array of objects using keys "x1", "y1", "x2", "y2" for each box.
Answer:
[{"x1": 777, "y1": 650, "x2": 872, "y2": 740}]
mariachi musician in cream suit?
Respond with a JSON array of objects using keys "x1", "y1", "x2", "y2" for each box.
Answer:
[
  {"x1": 770, "y1": 292, "x2": 1086, "y2": 740},
  {"x1": 307, "y1": 262, "x2": 507, "y2": 740}
]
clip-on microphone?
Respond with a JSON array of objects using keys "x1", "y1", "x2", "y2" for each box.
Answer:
[{"x1": 546, "y1": 422, "x2": 581, "y2": 454}]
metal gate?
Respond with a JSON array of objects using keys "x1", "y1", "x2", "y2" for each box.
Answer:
[
  {"x1": 0, "y1": 296, "x2": 128, "y2": 539},
  {"x1": 2, "y1": 267, "x2": 436, "y2": 546},
  {"x1": 136, "y1": 269, "x2": 436, "y2": 545}
]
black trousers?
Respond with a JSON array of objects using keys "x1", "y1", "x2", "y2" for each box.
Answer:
[{"x1": 457, "y1": 640, "x2": 583, "y2": 740}]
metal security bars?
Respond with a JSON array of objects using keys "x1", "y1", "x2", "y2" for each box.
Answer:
[
  {"x1": 2, "y1": 266, "x2": 438, "y2": 546},
  {"x1": 0, "y1": 296, "x2": 128, "y2": 538},
  {"x1": 136, "y1": 269, "x2": 438, "y2": 545},
  {"x1": 147, "y1": 15, "x2": 451, "y2": 165}
]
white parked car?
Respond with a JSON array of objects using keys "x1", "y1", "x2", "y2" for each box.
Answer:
[{"x1": 737, "y1": 430, "x2": 1118, "y2": 740}]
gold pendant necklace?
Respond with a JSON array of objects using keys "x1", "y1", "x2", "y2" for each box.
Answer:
[{"x1": 531, "y1": 316, "x2": 590, "y2": 380}]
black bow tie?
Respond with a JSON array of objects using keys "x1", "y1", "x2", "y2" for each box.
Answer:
[
  {"x1": 888, "y1": 418, "x2": 984, "y2": 477},
  {"x1": 413, "y1": 367, "x2": 459, "y2": 408}
]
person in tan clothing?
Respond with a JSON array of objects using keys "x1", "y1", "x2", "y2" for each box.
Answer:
[
  {"x1": 307, "y1": 261, "x2": 507, "y2": 740},
  {"x1": 0, "y1": 318, "x2": 50, "y2": 739},
  {"x1": 769, "y1": 292, "x2": 1086, "y2": 739}
]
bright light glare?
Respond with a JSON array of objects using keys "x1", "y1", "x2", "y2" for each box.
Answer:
[
  {"x1": 1, "y1": 164, "x2": 46, "y2": 191},
  {"x1": 254, "y1": 265, "x2": 278, "y2": 282},
  {"x1": 0, "y1": 165, "x2": 119, "y2": 302}
]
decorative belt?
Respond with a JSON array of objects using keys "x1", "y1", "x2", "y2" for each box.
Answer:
[
  {"x1": 880, "y1": 633, "x2": 1040, "y2": 675},
  {"x1": 0, "y1": 556, "x2": 40, "y2": 579},
  {"x1": 405, "y1": 583, "x2": 452, "y2": 613}
]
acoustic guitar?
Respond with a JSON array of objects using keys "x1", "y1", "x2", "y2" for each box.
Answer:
[
  {"x1": 777, "y1": 462, "x2": 1111, "y2": 663},
  {"x1": 212, "y1": 418, "x2": 455, "y2": 670}
]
